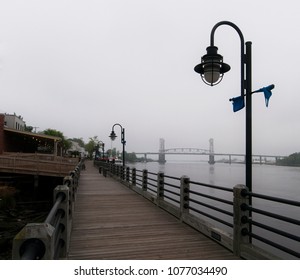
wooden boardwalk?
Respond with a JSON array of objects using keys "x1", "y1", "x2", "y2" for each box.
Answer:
[
  {"x1": 68, "y1": 161, "x2": 239, "y2": 260},
  {"x1": 0, "y1": 153, "x2": 78, "y2": 177}
]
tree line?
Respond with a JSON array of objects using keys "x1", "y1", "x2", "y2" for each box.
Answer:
[
  {"x1": 276, "y1": 152, "x2": 300, "y2": 167},
  {"x1": 26, "y1": 127, "x2": 143, "y2": 162}
]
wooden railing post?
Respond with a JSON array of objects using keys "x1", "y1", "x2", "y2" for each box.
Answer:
[
  {"x1": 142, "y1": 169, "x2": 148, "y2": 192},
  {"x1": 157, "y1": 172, "x2": 164, "y2": 205},
  {"x1": 233, "y1": 184, "x2": 250, "y2": 257},
  {"x1": 180, "y1": 175, "x2": 190, "y2": 221}
]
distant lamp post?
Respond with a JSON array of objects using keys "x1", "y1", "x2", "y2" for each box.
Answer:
[
  {"x1": 109, "y1": 123, "x2": 126, "y2": 167},
  {"x1": 99, "y1": 141, "x2": 105, "y2": 159}
]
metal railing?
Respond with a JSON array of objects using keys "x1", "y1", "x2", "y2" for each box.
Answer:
[
  {"x1": 95, "y1": 160, "x2": 300, "y2": 259},
  {"x1": 240, "y1": 190, "x2": 300, "y2": 259},
  {"x1": 12, "y1": 159, "x2": 84, "y2": 259}
]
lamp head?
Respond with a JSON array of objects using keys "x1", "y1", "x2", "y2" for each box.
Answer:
[
  {"x1": 194, "y1": 46, "x2": 230, "y2": 86},
  {"x1": 109, "y1": 131, "x2": 117, "y2": 141}
]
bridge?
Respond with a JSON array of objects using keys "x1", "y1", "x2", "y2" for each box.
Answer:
[
  {"x1": 136, "y1": 150, "x2": 286, "y2": 164},
  {"x1": 12, "y1": 160, "x2": 300, "y2": 260},
  {"x1": 135, "y1": 138, "x2": 286, "y2": 164}
]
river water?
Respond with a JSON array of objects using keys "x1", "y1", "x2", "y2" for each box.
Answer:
[
  {"x1": 127, "y1": 158, "x2": 300, "y2": 259},
  {"x1": 130, "y1": 160, "x2": 300, "y2": 199}
]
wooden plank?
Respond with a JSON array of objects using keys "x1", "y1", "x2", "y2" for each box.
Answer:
[{"x1": 68, "y1": 161, "x2": 239, "y2": 260}]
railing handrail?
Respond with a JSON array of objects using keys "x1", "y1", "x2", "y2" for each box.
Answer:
[
  {"x1": 189, "y1": 179, "x2": 233, "y2": 192},
  {"x1": 44, "y1": 192, "x2": 66, "y2": 224},
  {"x1": 0, "y1": 154, "x2": 78, "y2": 177},
  {"x1": 12, "y1": 158, "x2": 84, "y2": 259},
  {"x1": 244, "y1": 190, "x2": 300, "y2": 206},
  {"x1": 0, "y1": 155, "x2": 78, "y2": 165}
]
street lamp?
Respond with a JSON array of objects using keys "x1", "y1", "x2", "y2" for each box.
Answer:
[
  {"x1": 109, "y1": 123, "x2": 126, "y2": 167},
  {"x1": 194, "y1": 21, "x2": 253, "y2": 192},
  {"x1": 99, "y1": 141, "x2": 105, "y2": 159},
  {"x1": 194, "y1": 45, "x2": 231, "y2": 86}
]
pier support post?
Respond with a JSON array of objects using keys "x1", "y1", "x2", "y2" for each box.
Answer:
[
  {"x1": 33, "y1": 175, "x2": 39, "y2": 199},
  {"x1": 34, "y1": 175, "x2": 39, "y2": 189},
  {"x1": 208, "y1": 154, "x2": 215, "y2": 165},
  {"x1": 158, "y1": 153, "x2": 166, "y2": 163},
  {"x1": 208, "y1": 138, "x2": 215, "y2": 164}
]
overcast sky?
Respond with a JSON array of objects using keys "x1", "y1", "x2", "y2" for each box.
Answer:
[{"x1": 0, "y1": 0, "x2": 299, "y2": 156}]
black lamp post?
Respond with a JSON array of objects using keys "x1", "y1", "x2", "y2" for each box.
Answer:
[
  {"x1": 109, "y1": 123, "x2": 126, "y2": 167},
  {"x1": 194, "y1": 21, "x2": 253, "y2": 192}
]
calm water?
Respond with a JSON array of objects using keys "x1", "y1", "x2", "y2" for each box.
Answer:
[
  {"x1": 128, "y1": 159, "x2": 300, "y2": 259},
  {"x1": 129, "y1": 160, "x2": 300, "y2": 200}
]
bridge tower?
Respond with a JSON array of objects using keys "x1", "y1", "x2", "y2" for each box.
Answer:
[
  {"x1": 158, "y1": 138, "x2": 166, "y2": 163},
  {"x1": 208, "y1": 138, "x2": 215, "y2": 165}
]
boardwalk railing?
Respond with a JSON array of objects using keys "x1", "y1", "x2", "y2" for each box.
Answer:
[
  {"x1": 96, "y1": 161, "x2": 300, "y2": 260},
  {"x1": 0, "y1": 153, "x2": 79, "y2": 176},
  {"x1": 12, "y1": 159, "x2": 84, "y2": 259}
]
